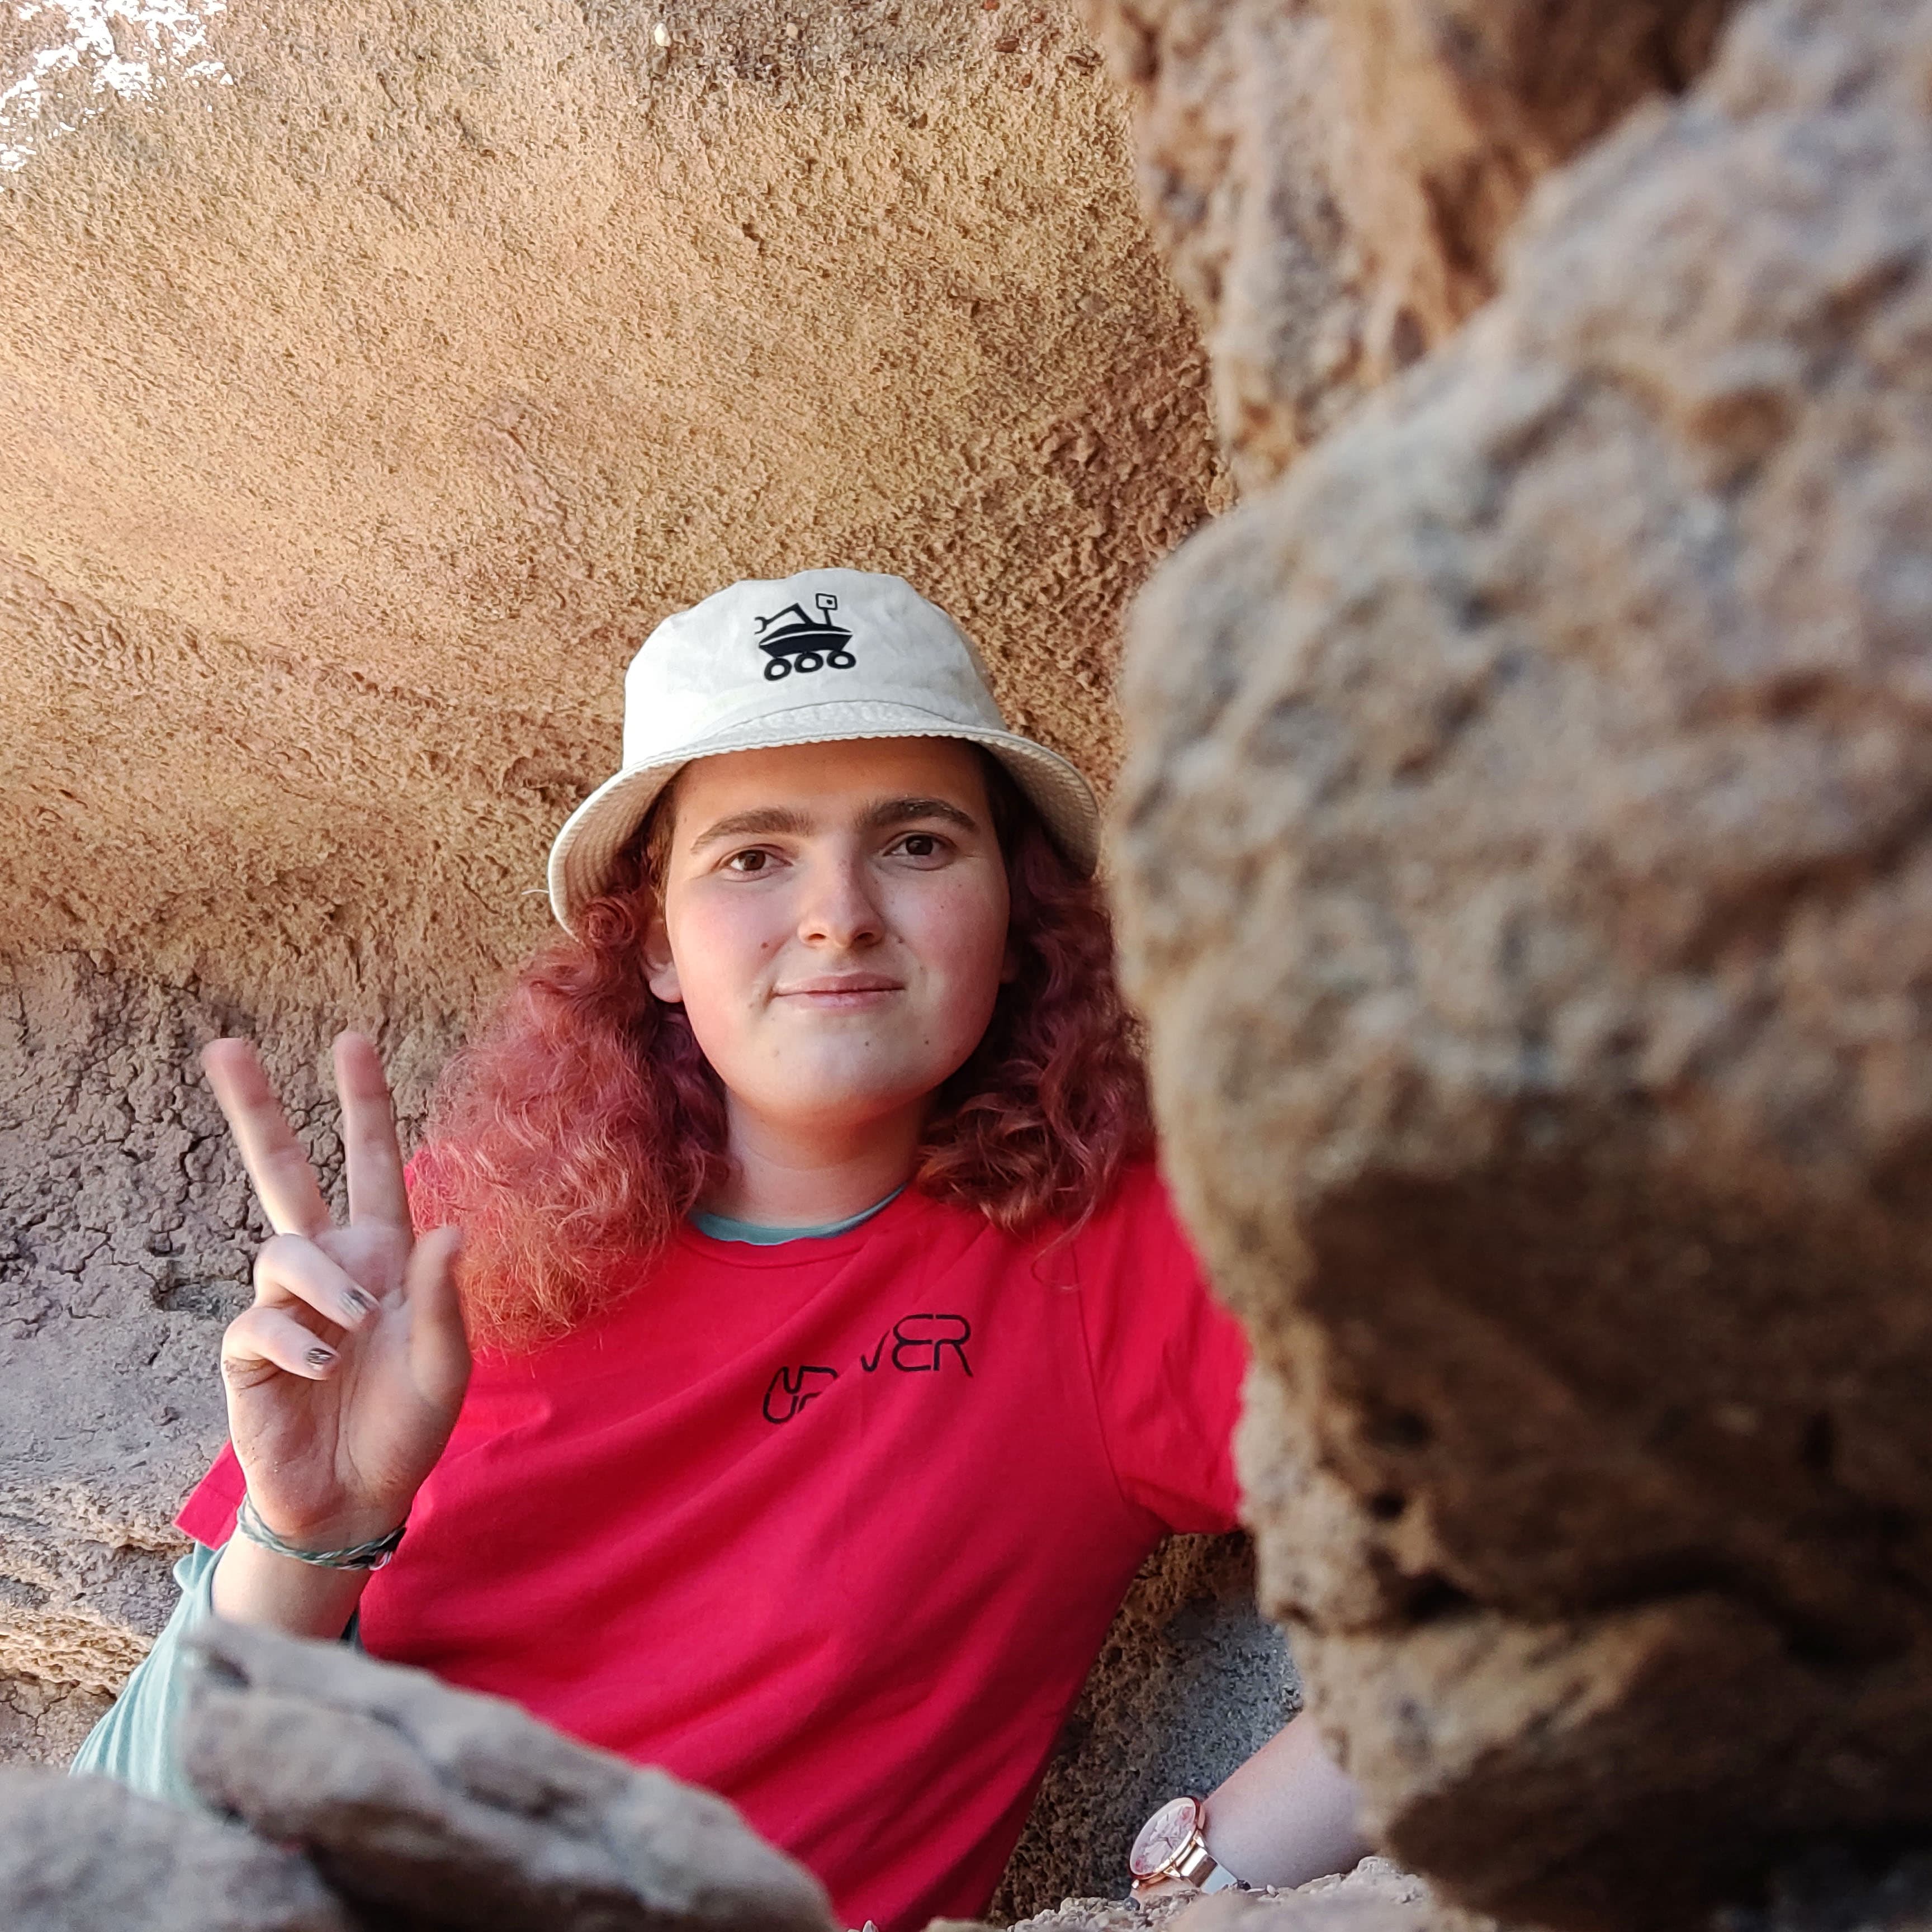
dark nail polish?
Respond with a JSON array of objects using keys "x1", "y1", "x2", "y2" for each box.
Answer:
[{"x1": 306, "y1": 1345, "x2": 335, "y2": 1368}]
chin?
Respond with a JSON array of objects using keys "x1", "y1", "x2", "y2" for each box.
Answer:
[{"x1": 744, "y1": 1053, "x2": 960, "y2": 1128}]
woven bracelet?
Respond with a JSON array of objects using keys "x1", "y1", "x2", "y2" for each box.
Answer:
[{"x1": 234, "y1": 1492, "x2": 407, "y2": 1571}]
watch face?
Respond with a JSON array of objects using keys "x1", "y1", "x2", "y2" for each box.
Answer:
[{"x1": 1129, "y1": 1797, "x2": 1202, "y2": 1879}]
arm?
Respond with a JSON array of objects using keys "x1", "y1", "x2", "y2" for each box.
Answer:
[
  {"x1": 209, "y1": 1518, "x2": 387, "y2": 1636},
  {"x1": 1199, "y1": 1711, "x2": 1367, "y2": 1890}
]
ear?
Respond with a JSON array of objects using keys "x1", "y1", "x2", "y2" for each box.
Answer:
[{"x1": 643, "y1": 904, "x2": 683, "y2": 1004}]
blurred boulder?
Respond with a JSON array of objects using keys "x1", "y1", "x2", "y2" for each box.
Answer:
[
  {"x1": 183, "y1": 1617, "x2": 836, "y2": 1932},
  {"x1": 0, "y1": 1763, "x2": 352, "y2": 1931},
  {"x1": 1113, "y1": 0, "x2": 1932, "y2": 1922},
  {"x1": 1076, "y1": 0, "x2": 1737, "y2": 487}
]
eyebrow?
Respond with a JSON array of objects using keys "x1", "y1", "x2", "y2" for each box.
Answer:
[
  {"x1": 688, "y1": 806, "x2": 813, "y2": 853},
  {"x1": 861, "y1": 795, "x2": 979, "y2": 834},
  {"x1": 688, "y1": 795, "x2": 980, "y2": 853}
]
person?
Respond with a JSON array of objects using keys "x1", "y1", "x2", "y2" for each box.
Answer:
[{"x1": 73, "y1": 570, "x2": 1365, "y2": 1929}]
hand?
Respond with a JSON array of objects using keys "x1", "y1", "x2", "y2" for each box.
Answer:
[{"x1": 202, "y1": 1031, "x2": 470, "y2": 1556}]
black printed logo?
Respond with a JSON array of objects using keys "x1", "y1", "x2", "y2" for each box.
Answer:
[
  {"x1": 761, "y1": 1313, "x2": 974, "y2": 1424},
  {"x1": 754, "y1": 593, "x2": 857, "y2": 683},
  {"x1": 861, "y1": 1313, "x2": 973, "y2": 1377},
  {"x1": 763, "y1": 1363, "x2": 839, "y2": 1424}
]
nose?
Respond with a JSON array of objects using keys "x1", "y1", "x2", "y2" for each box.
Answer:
[{"x1": 795, "y1": 847, "x2": 884, "y2": 951}]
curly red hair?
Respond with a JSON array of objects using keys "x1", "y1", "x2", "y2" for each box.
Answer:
[{"x1": 412, "y1": 760, "x2": 1151, "y2": 1352}]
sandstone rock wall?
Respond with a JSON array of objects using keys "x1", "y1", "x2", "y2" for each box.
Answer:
[{"x1": 1113, "y1": 0, "x2": 1932, "y2": 1923}]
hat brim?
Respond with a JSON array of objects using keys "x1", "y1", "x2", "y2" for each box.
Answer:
[{"x1": 546, "y1": 698, "x2": 1101, "y2": 933}]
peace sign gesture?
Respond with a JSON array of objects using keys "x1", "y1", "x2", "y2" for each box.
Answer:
[{"x1": 202, "y1": 1032, "x2": 469, "y2": 1576}]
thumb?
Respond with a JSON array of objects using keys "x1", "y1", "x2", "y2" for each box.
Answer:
[{"x1": 405, "y1": 1225, "x2": 471, "y2": 1414}]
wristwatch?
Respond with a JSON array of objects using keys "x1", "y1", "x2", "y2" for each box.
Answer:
[{"x1": 1128, "y1": 1796, "x2": 1244, "y2": 1897}]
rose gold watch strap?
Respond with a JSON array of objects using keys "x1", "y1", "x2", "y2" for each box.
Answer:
[{"x1": 1172, "y1": 1835, "x2": 1244, "y2": 1890}]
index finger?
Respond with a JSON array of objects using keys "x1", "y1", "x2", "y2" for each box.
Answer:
[
  {"x1": 201, "y1": 1039, "x2": 333, "y2": 1239},
  {"x1": 333, "y1": 1031, "x2": 411, "y2": 1230}
]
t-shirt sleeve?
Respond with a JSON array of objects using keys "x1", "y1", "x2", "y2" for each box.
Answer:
[
  {"x1": 1074, "y1": 1165, "x2": 1249, "y2": 1535},
  {"x1": 69, "y1": 1540, "x2": 222, "y2": 1808},
  {"x1": 76, "y1": 1471, "x2": 369, "y2": 1805}
]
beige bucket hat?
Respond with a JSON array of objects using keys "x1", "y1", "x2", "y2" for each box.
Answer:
[{"x1": 547, "y1": 569, "x2": 1100, "y2": 932}]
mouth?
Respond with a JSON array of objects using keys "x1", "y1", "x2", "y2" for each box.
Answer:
[{"x1": 773, "y1": 974, "x2": 905, "y2": 1007}]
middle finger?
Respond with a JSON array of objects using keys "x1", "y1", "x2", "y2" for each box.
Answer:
[{"x1": 333, "y1": 1031, "x2": 411, "y2": 1231}]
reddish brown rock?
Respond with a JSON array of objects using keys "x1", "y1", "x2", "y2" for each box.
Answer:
[
  {"x1": 1113, "y1": 0, "x2": 1932, "y2": 1922},
  {"x1": 1077, "y1": 0, "x2": 1738, "y2": 486}
]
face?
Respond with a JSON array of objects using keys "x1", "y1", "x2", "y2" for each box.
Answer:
[{"x1": 643, "y1": 738, "x2": 1012, "y2": 1139}]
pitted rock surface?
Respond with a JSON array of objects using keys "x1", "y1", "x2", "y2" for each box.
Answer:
[
  {"x1": 0, "y1": 953, "x2": 459, "y2": 1729},
  {"x1": 1002, "y1": 1857, "x2": 1481, "y2": 1932},
  {"x1": 183, "y1": 1618, "x2": 836, "y2": 1932},
  {"x1": 1076, "y1": 0, "x2": 1737, "y2": 487},
  {"x1": 1113, "y1": 0, "x2": 1932, "y2": 1922},
  {"x1": 993, "y1": 1533, "x2": 1297, "y2": 1919},
  {"x1": 0, "y1": 1763, "x2": 354, "y2": 1931}
]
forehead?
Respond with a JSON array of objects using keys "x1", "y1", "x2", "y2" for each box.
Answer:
[{"x1": 669, "y1": 736, "x2": 989, "y2": 818}]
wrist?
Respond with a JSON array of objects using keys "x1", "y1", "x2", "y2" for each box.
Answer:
[
  {"x1": 1129, "y1": 1796, "x2": 1246, "y2": 1899},
  {"x1": 241, "y1": 1493, "x2": 409, "y2": 1552},
  {"x1": 210, "y1": 1534, "x2": 372, "y2": 1638},
  {"x1": 235, "y1": 1492, "x2": 407, "y2": 1570}
]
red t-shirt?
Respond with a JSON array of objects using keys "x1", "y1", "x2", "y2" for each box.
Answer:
[{"x1": 178, "y1": 1165, "x2": 1247, "y2": 1931}]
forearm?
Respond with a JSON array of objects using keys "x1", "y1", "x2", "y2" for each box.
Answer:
[
  {"x1": 1202, "y1": 1711, "x2": 1367, "y2": 1890},
  {"x1": 209, "y1": 1533, "x2": 372, "y2": 1638}
]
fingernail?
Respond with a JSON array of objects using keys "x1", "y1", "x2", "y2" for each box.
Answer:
[
  {"x1": 342, "y1": 1289, "x2": 375, "y2": 1319},
  {"x1": 305, "y1": 1344, "x2": 336, "y2": 1368}
]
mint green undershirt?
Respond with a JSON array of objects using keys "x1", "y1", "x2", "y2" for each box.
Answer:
[
  {"x1": 73, "y1": 1184, "x2": 907, "y2": 1806},
  {"x1": 690, "y1": 1186, "x2": 903, "y2": 1245}
]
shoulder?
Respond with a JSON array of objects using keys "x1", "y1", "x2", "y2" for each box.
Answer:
[
  {"x1": 1064, "y1": 1160, "x2": 1204, "y2": 1287},
  {"x1": 1084, "y1": 1158, "x2": 1191, "y2": 1239}
]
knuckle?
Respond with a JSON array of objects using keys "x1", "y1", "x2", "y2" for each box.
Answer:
[
  {"x1": 253, "y1": 1231, "x2": 307, "y2": 1291},
  {"x1": 220, "y1": 1308, "x2": 265, "y2": 1357}
]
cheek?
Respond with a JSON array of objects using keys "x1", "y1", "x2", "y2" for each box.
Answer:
[
  {"x1": 664, "y1": 890, "x2": 782, "y2": 1019},
  {"x1": 909, "y1": 875, "x2": 1011, "y2": 1008}
]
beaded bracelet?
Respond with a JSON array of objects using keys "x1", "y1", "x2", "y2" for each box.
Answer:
[{"x1": 234, "y1": 1492, "x2": 407, "y2": 1571}]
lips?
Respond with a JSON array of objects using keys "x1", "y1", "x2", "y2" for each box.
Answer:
[{"x1": 774, "y1": 974, "x2": 904, "y2": 1003}]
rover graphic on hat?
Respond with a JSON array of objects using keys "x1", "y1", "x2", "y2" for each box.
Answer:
[{"x1": 754, "y1": 592, "x2": 858, "y2": 681}]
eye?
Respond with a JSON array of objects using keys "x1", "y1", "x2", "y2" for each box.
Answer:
[
  {"x1": 722, "y1": 847, "x2": 776, "y2": 875},
  {"x1": 889, "y1": 831, "x2": 949, "y2": 861}
]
